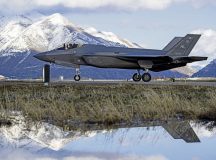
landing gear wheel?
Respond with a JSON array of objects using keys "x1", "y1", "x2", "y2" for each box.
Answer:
[
  {"x1": 74, "y1": 75, "x2": 81, "y2": 81},
  {"x1": 132, "y1": 73, "x2": 141, "y2": 82},
  {"x1": 142, "y1": 73, "x2": 151, "y2": 82}
]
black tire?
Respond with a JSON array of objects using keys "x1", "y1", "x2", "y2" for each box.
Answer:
[
  {"x1": 142, "y1": 73, "x2": 151, "y2": 82},
  {"x1": 132, "y1": 73, "x2": 141, "y2": 82},
  {"x1": 74, "y1": 75, "x2": 81, "y2": 81}
]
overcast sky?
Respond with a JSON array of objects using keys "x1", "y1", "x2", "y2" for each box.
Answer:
[{"x1": 1, "y1": 0, "x2": 216, "y2": 67}]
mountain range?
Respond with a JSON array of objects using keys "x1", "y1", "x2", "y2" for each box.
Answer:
[
  {"x1": 0, "y1": 13, "x2": 213, "y2": 79},
  {"x1": 193, "y1": 59, "x2": 216, "y2": 77}
]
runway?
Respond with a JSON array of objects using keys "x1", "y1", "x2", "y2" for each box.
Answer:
[{"x1": 1, "y1": 79, "x2": 216, "y2": 87}]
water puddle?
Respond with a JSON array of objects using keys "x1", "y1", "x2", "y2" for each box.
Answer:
[{"x1": 0, "y1": 116, "x2": 215, "y2": 160}]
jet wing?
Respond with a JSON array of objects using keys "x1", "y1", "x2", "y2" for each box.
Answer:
[
  {"x1": 82, "y1": 55, "x2": 172, "y2": 67},
  {"x1": 162, "y1": 121, "x2": 200, "y2": 143},
  {"x1": 117, "y1": 55, "x2": 207, "y2": 63},
  {"x1": 116, "y1": 55, "x2": 172, "y2": 69},
  {"x1": 117, "y1": 55, "x2": 172, "y2": 61}
]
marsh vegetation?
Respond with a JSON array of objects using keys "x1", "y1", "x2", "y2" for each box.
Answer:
[{"x1": 0, "y1": 83, "x2": 216, "y2": 128}]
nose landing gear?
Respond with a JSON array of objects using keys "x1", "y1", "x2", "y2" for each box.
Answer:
[{"x1": 74, "y1": 68, "x2": 81, "y2": 81}]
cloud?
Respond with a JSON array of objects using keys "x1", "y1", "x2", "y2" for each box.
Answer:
[
  {"x1": 0, "y1": 0, "x2": 35, "y2": 15},
  {"x1": 181, "y1": 0, "x2": 216, "y2": 8},
  {"x1": 0, "y1": 149, "x2": 168, "y2": 160},
  {"x1": 62, "y1": 155, "x2": 168, "y2": 160},
  {"x1": 33, "y1": 0, "x2": 216, "y2": 10},
  {"x1": 0, "y1": 0, "x2": 173, "y2": 14},
  {"x1": 0, "y1": 0, "x2": 216, "y2": 14},
  {"x1": 0, "y1": 147, "x2": 168, "y2": 160},
  {"x1": 191, "y1": 122, "x2": 216, "y2": 138},
  {"x1": 189, "y1": 29, "x2": 216, "y2": 68}
]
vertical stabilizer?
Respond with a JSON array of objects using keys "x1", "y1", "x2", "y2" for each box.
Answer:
[
  {"x1": 163, "y1": 37, "x2": 182, "y2": 51},
  {"x1": 166, "y1": 34, "x2": 201, "y2": 57},
  {"x1": 162, "y1": 121, "x2": 200, "y2": 143}
]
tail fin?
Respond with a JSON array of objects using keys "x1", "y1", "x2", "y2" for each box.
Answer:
[
  {"x1": 162, "y1": 121, "x2": 200, "y2": 143},
  {"x1": 163, "y1": 37, "x2": 183, "y2": 51},
  {"x1": 166, "y1": 34, "x2": 201, "y2": 57}
]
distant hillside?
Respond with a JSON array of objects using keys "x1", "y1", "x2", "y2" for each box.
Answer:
[{"x1": 193, "y1": 59, "x2": 216, "y2": 77}]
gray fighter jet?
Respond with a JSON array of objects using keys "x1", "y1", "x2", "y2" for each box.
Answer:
[{"x1": 34, "y1": 34, "x2": 207, "y2": 82}]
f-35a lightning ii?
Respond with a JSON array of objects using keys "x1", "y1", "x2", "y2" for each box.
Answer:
[{"x1": 34, "y1": 34, "x2": 207, "y2": 82}]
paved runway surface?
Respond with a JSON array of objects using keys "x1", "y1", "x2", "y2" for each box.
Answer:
[{"x1": 1, "y1": 79, "x2": 216, "y2": 87}]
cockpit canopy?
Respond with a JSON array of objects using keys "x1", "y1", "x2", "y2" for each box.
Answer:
[{"x1": 56, "y1": 43, "x2": 83, "y2": 50}]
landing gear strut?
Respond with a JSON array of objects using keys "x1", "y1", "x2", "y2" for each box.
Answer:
[
  {"x1": 132, "y1": 69, "x2": 152, "y2": 82},
  {"x1": 74, "y1": 68, "x2": 81, "y2": 81}
]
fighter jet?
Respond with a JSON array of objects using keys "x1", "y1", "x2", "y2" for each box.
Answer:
[{"x1": 34, "y1": 34, "x2": 207, "y2": 82}]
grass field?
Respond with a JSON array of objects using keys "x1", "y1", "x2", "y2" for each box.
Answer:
[{"x1": 0, "y1": 83, "x2": 216, "y2": 128}]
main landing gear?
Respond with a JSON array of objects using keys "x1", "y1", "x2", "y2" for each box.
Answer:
[
  {"x1": 132, "y1": 69, "x2": 151, "y2": 82},
  {"x1": 74, "y1": 68, "x2": 81, "y2": 81},
  {"x1": 142, "y1": 72, "x2": 151, "y2": 82}
]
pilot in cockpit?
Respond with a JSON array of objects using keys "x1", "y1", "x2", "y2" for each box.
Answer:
[
  {"x1": 57, "y1": 43, "x2": 81, "y2": 50},
  {"x1": 64, "y1": 43, "x2": 79, "y2": 49}
]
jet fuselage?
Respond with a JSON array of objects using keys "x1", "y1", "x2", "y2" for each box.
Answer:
[{"x1": 34, "y1": 34, "x2": 208, "y2": 82}]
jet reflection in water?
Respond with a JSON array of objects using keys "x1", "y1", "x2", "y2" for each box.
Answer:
[
  {"x1": 0, "y1": 119, "x2": 200, "y2": 151},
  {"x1": 139, "y1": 120, "x2": 200, "y2": 143}
]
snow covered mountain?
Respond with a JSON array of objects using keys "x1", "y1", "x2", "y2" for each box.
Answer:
[
  {"x1": 84, "y1": 27, "x2": 142, "y2": 48},
  {"x1": 0, "y1": 15, "x2": 32, "y2": 51},
  {"x1": 0, "y1": 13, "x2": 127, "y2": 54},
  {"x1": 0, "y1": 13, "x2": 192, "y2": 79},
  {"x1": 0, "y1": 75, "x2": 5, "y2": 79}
]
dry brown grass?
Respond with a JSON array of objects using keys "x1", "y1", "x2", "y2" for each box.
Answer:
[{"x1": 0, "y1": 83, "x2": 216, "y2": 127}]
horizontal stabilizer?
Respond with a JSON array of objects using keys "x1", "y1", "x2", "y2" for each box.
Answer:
[{"x1": 173, "y1": 56, "x2": 208, "y2": 63}]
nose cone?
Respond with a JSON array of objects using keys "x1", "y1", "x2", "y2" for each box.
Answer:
[{"x1": 34, "y1": 52, "x2": 52, "y2": 62}]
